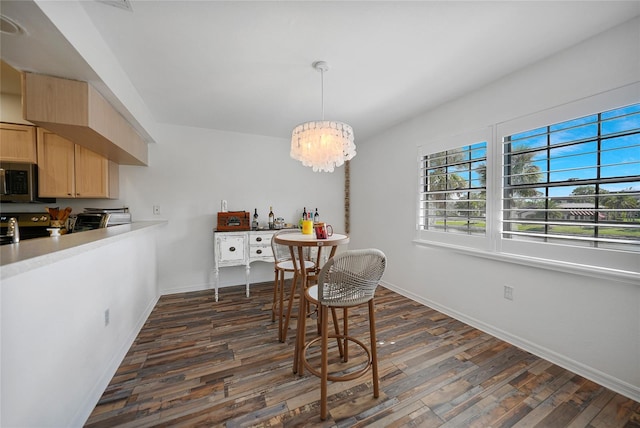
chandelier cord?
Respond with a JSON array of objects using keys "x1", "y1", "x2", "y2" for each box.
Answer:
[{"x1": 320, "y1": 67, "x2": 325, "y2": 120}]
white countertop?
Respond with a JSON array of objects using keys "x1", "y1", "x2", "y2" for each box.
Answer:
[{"x1": 0, "y1": 221, "x2": 167, "y2": 280}]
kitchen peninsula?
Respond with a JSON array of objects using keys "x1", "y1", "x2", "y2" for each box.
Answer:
[
  {"x1": 1, "y1": 219, "x2": 166, "y2": 427},
  {"x1": 0, "y1": 220, "x2": 166, "y2": 280}
]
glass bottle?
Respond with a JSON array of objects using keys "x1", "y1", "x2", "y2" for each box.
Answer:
[
  {"x1": 268, "y1": 206, "x2": 275, "y2": 229},
  {"x1": 252, "y1": 208, "x2": 259, "y2": 230},
  {"x1": 313, "y1": 208, "x2": 319, "y2": 223}
]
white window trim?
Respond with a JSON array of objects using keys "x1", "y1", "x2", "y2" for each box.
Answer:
[
  {"x1": 416, "y1": 127, "x2": 494, "y2": 252},
  {"x1": 415, "y1": 83, "x2": 640, "y2": 282}
]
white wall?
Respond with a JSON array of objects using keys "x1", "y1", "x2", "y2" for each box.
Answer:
[
  {"x1": 1, "y1": 229, "x2": 159, "y2": 427},
  {"x1": 349, "y1": 17, "x2": 640, "y2": 401}
]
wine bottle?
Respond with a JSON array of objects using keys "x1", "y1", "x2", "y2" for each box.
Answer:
[
  {"x1": 302, "y1": 207, "x2": 308, "y2": 221},
  {"x1": 268, "y1": 206, "x2": 275, "y2": 229},
  {"x1": 313, "y1": 208, "x2": 319, "y2": 223},
  {"x1": 252, "y1": 208, "x2": 259, "y2": 230}
]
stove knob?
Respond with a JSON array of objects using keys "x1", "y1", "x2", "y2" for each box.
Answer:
[
  {"x1": 31, "y1": 216, "x2": 40, "y2": 222},
  {"x1": 41, "y1": 215, "x2": 48, "y2": 221}
]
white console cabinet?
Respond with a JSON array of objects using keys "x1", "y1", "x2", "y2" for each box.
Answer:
[{"x1": 213, "y1": 230, "x2": 276, "y2": 301}]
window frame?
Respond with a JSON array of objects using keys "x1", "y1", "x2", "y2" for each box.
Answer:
[
  {"x1": 416, "y1": 127, "x2": 494, "y2": 251},
  {"x1": 501, "y1": 105, "x2": 640, "y2": 251},
  {"x1": 415, "y1": 83, "x2": 640, "y2": 279}
]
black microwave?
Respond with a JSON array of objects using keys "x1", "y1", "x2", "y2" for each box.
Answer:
[{"x1": 0, "y1": 162, "x2": 54, "y2": 203}]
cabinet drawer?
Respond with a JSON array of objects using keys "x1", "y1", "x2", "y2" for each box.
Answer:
[
  {"x1": 250, "y1": 233, "x2": 273, "y2": 246},
  {"x1": 218, "y1": 236, "x2": 246, "y2": 262},
  {"x1": 250, "y1": 245, "x2": 273, "y2": 259}
]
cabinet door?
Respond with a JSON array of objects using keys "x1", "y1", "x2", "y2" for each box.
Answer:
[
  {"x1": 217, "y1": 234, "x2": 247, "y2": 263},
  {"x1": 0, "y1": 123, "x2": 37, "y2": 163},
  {"x1": 37, "y1": 128, "x2": 119, "y2": 199},
  {"x1": 37, "y1": 128, "x2": 75, "y2": 198},
  {"x1": 75, "y1": 145, "x2": 119, "y2": 198}
]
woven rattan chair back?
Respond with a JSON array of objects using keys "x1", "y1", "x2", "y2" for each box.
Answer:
[
  {"x1": 271, "y1": 229, "x2": 295, "y2": 262},
  {"x1": 271, "y1": 229, "x2": 315, "y2": 262},
  {"x1": 317, "y1": 248, "x2": 386, "y2": 308}
]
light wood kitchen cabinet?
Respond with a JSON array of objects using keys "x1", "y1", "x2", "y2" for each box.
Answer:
[
  {"x1": 23, "y1": 72, "x2": 148, "y2": 166},
  {"x1": 37, "y1": 130, "x2": 74, "y2": 197},
  {"x1": 37, "y1": 128, "x2": 119, "y2": 199},
  {"x1": 0, "y1": 123, "x2": 37, "y2": 163},
  {"x1": 74, "y1": 145, "x2": 119, "y2": 198}
]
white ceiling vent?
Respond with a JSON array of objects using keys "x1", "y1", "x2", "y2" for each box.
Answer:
[{"x1": 96, "y1": 0, "x2": 132, "y2": 12}]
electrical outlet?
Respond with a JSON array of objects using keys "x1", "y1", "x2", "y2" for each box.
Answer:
[
  {"x1": 153, "y1": 205, "x2": 160, "y2": 215},
  {"x1": 504, "y1": 285, "x2": 514, "y2": 301},
  {"x1": 104, "y1": 309, "x2": 110, "y2": 326}
]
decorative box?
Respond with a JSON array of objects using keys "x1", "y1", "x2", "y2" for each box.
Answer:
[{"x1": 217, "y1": 211, "x2": 250, "y2": 231}]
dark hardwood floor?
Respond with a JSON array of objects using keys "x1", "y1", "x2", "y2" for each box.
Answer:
[{"x1": 85, "y1": 282, "x2": 640, "y2": 427}]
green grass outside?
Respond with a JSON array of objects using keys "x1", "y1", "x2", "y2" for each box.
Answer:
[
  {"x1": 432, "y1": 220, "x2": 639, "y2": 239},
  {"x1": 514, "y1": 224, "x2": 640, "y2": 239}
]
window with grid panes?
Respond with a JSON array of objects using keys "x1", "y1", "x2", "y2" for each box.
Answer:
[
  {"x1": 418, "y1": 142, "x2": 487, "y2": 235},
  {"x1": 502, "y1": 103, "x2": 640, "y2": 252}
]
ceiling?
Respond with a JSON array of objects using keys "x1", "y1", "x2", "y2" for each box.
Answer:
[{"x1": 1, "y1": 1, "x2": 639, "y2": 143}]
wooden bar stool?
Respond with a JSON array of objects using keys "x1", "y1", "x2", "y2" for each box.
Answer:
[
  {"x1": 302, "y1": 249, "x2": 386, "y2": 420},
  {"x1": 271, "y1": 230, "x2": 315, "y2": 342}
]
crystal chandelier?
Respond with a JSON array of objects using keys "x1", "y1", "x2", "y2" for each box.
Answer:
[{"x1": 290, "y1": 61, "x2": 356, "y2": 173}]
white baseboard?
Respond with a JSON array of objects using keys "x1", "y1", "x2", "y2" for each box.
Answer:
[
  {"x1": 162, "y1": 282, "x2": 214, "y2": 296},
  {"x1": 161, "y1": 280, "x2": 266, "y2": 297},
  {"x1": 380, "y1": 280, "x2": 640, "y2": 403}
]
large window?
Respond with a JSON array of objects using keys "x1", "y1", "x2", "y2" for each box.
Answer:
[
  {"x1": 416, "y1": 85, "x2": 639, "y2": 276},
  {"x1": 418, "y1": 141, "x2": 487, "y2": 235},
  {"x1": 502, "y1": 103, "x2": 640, "y2": 252}
]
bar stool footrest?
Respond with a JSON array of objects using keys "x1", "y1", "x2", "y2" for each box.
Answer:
[{"x1": 302, "y1": 334, "x2": 372, "y2": 382}]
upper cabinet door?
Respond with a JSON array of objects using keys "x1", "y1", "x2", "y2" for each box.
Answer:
[
  {"x1": 75, "y1": 145, "x2": 118, "y2": 198},
  {"x1": 0, "y1": 123, "x2": 37, "y2": 163},
  {"x1": 36, "y1": 128, "x2": 119, "y2": 199},
  {"x1": 37, "y1": 128, "x2": 75, "y2": 198},
  {"x1": 76, "y1": 144, "x2": 109, "y2": 198}
]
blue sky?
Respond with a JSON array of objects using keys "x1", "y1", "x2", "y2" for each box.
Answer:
[{"x1": 507, "y1": 103, "x2": 640, "y2": 197}]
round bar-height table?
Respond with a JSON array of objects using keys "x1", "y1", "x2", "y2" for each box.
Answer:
[{"x1": 273, "y1": 232, "x2": 349, "y2": 374}]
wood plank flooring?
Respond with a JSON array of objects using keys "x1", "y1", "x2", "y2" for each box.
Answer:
[{"x1": 85, "y1": 282, "x2": 640, "y2": 427}]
